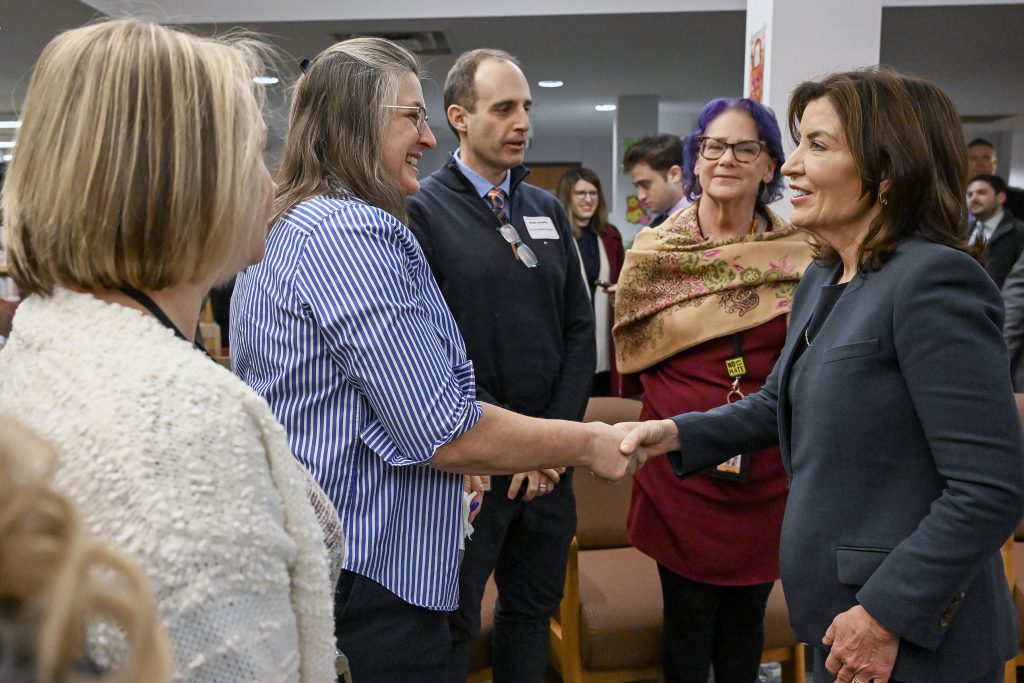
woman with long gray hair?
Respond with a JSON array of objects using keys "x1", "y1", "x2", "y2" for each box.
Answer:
[{"x1": 229, "y1": 37, "x2": 642, "y2": 681}]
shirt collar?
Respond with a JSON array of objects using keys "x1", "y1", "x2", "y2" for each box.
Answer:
[
  {"x1": 667, "y1": 195, "x2": 692, "y2": 216},
  {"x1": 982, "y1": 211, "x2": 1004, "y2": 231},
  {"x1": 453, "y1": 148, "x2": 511, "y2": 198}
]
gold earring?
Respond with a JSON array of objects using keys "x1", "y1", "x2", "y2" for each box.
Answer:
[{"x1": 880, "y1": 195, "x2": 888, "y2": 206}]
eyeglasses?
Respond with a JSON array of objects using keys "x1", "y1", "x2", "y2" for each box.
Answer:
[
  {"x1": 697, "y1": 137, "x2": 765, "y2": 163},
  {"x1": 385, "y1": 105, "x2": 429, "y2": 133},
  {"x1": 572, "y1": 190, "x2": 600, "y2": 200},
  {"x1": 498, "y1": 224, "x2": 538, "y2": 268}
]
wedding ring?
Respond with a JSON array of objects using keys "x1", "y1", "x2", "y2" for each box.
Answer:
[
  {"x1": 853, "y1": 678, "x2": 865, "y2": 683},
  {"x1": 539, "y1": 483, "x2": 548, "y2": 491}
]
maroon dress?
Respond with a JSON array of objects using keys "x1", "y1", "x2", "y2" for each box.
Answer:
[{"x1": 627, "y1": 315, "x2": 788, "y2": 585}]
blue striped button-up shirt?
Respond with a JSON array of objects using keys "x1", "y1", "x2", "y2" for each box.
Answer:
[{"x1": 230, "y1": 193, "x2": 483, "y2": 610}]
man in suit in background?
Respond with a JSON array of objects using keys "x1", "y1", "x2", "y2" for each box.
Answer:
[
  {"x1": 967, "y1": 173, "x2": 1024, "y2": 288},
  {"x1": 623, "y1": 134, "x2": 688, "y2": 227},
  {"x1": 968, "y1": 138, "x2": 1024, "y2": 219},
  {"x1": 406, "y1": 48, "x2": 594, "y2": 683}
]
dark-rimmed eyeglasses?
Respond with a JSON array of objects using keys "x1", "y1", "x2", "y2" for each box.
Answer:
[
  {"x1": 698, "y1": 137, "x2": 765, "y2": 163},
  {"x1": 498, "y1": 224, "x2": 538, "y2": 268},
  {"x1": 572, "y1": 190, "x2": 599, "y2": 200},
  {"x1": 385, "y1": 105, "x2": 429, "y2": 133}
]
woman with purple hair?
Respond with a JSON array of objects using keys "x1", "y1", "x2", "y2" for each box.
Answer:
[{"x1": 613, "y1": 98, "x2": 814, "y2": 683}]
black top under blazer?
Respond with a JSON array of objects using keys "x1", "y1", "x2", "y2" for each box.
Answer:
[{"x1": 668, "y1": 238, "x2": 1024, "y2": 681}]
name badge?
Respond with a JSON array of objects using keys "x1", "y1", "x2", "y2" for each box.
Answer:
[{"x1": 523, "y1": 216, "x2": 560, "y2": 240}]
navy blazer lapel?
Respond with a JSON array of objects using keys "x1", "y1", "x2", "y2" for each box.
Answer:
[{"x1": 776, "y1": 261, "x2": 844, "y2": 462}]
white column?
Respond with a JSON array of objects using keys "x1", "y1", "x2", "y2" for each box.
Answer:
[{"x1": 744, "y1": 0, "x2": 883, "y2": 219}]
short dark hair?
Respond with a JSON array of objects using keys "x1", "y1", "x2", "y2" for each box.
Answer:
[
  {"x1": 969, "y1": 173, "x2": 1008, "y2": 195},
  {"x1": 443, "y1": 48, "x2": 522, "y2": 137},
  {"x1": 682, "y1": 97, "x2": 785, "y2": 206},
  {"x1": 968, "y1": 137, "x2": 995, "y2": 150},
  {"x1": 788, "y1": 67, "x2": 971, "y2": 271},
  {"x1": 623, "y1": 134, "x2": 682, "y2": 175}
]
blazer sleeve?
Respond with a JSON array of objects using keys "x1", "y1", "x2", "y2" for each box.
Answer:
[
  {"x1": 666, "y1": 348, "x2": 783, "y2": 477},
  {"x1": 855, "y1": 249, "x2": 1024, "y2": 651}
]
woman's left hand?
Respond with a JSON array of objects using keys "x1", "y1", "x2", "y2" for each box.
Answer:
[
  {"x1": 823, "y1": 604, "x2": 899, "y2": 683},
  {"x1": 464, "y1": 475, "x2": 485, "y2": 523}
]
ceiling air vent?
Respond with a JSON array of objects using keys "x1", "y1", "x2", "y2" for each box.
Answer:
[{"x1": 328, "y1": 30, "x2": 452, "y2": 56}]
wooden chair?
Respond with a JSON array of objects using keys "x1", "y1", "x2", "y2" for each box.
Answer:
[
  {"x1": 1001, "y1": 394, "x2": 1024, "y2": 683},
  {"x1": 548, "y1": 397, "x2": 805, "y2": 683}
]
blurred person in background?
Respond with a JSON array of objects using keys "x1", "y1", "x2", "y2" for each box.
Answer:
[
  {"x1": 0, "y1": 415, "x2": 172, "y2": 683},
  {"x1": 624, "y1": 134, "x2": 688, "y2": 227},
  {"x1": 556, "y1": 167, "x2": 625, "y2": 397}
]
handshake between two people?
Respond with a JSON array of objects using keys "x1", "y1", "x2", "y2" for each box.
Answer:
[{"x1": 583, "y1": 418, "x2": 682, "y2": 483}]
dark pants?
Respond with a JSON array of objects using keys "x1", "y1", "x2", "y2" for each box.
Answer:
[
  {"x1": 334, "y1": 570, "x2": 451, "y2": 683},
  {"x1": 447, "y1": 472, "x2": 576, "y2": 683},
  {"x1": 811, "y1": 646, "x2": 1003, "y2": 683},
  {"x1": 657, "y1": 564, "x2": 773, "y2": 683}
]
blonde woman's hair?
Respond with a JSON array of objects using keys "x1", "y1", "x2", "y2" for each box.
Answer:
[
  {"x1": 273, "y1": 37, "x2": 421, "y2": 224},
  {"x1": 1, "y1": 18, "x2": 271, "y2": 296},
  {"x1": 0, "y1": 416, "x2": 172, "y2": 681}
]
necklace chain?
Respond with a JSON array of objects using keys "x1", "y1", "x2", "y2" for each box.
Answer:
[{"x1": 804, "y1": 326, "x2": 812, "y2": 347}]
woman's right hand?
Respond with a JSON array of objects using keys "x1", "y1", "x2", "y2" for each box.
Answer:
[{"x1": 617, "y1": 419, "x2": 681, "y2": 458}]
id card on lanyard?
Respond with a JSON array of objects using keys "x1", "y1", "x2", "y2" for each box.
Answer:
[{"x1": 709, "y1": 332, "x2": 749, "y2": 481}]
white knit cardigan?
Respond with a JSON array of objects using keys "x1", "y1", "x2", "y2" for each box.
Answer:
[{"x1": 0, "y1": 288, "x2": 336, "y2": 682}]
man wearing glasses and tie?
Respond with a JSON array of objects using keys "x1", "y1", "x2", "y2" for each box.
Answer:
[{"x1": 406, "y1": 48, "x2": 594, "y2": 683}]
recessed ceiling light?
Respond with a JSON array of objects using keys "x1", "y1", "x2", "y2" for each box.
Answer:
[
  {"x1": 253, "y1": 76, "x2": 279, "y2": 85},
  {"x1": 538, "y1": 80, "x2": 563, "y2": 88},
  {"x1": 0, "y1": 121, "x2": 20, "y2": 129},
  {"x1": 595, "y1": 104, "x2": 617, "y2": 112},
  {"x1": 2, "y1": 154, "x2": 11, "y2": 162},
  {"x1": 0, "y1": 141, "x2": 15, "y2": 149}
]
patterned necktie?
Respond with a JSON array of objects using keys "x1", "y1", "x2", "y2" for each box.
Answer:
[
  {"x1": 971, "y1": 219, "x2": 986, "y2": 245},
  {"x1": 486, "y1": 187, "x2": 508, "y2": 223}
]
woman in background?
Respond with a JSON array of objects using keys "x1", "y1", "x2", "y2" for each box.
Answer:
[
  {"x1": 614, "y1": 98, "x2": 813, "y2": 683},
  {"x1": 556, "y1": 167, "x2": 624, "y2": 396},
  {"x1": 0, "y1": 19, "x2": 337, "y2": 681}
]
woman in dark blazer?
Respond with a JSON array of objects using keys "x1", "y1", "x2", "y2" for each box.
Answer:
[{"x1": 620, "y1": 68, "x2": 1024, "y2": 683}]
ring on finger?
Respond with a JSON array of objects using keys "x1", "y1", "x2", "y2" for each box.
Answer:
[{"x1": 539, "y1": 483, "x2": 547, "y2": 491}]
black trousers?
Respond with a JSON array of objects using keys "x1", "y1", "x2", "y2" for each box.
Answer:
[
  {"x1": 657, "y1": 564, "x2": 774, "y2": 683},
  {"x1": 334, "y1": 570, "x2": 451, "y2": 683},
  {"x1": 811, "y1": 646, "x2": 1003, "y2": 683},
  {"x1": 447, "y1": 472, "x2": 576, "y2": 683}
]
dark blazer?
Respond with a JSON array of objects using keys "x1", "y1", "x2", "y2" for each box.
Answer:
[
  {"x1": 1005, "y1": 186, "x2": 1024, "y2": 223},
  {"x1": 981, "y1": 211, "x2": 1024, "y2": 288},
  {"x1": 667, "y1": 239, "x2": 1024, "y2": 681}
]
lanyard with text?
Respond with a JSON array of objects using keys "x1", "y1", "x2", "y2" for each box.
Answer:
[{"x1": 710, "y1": 332, "x2": 749, "y2": 481}]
